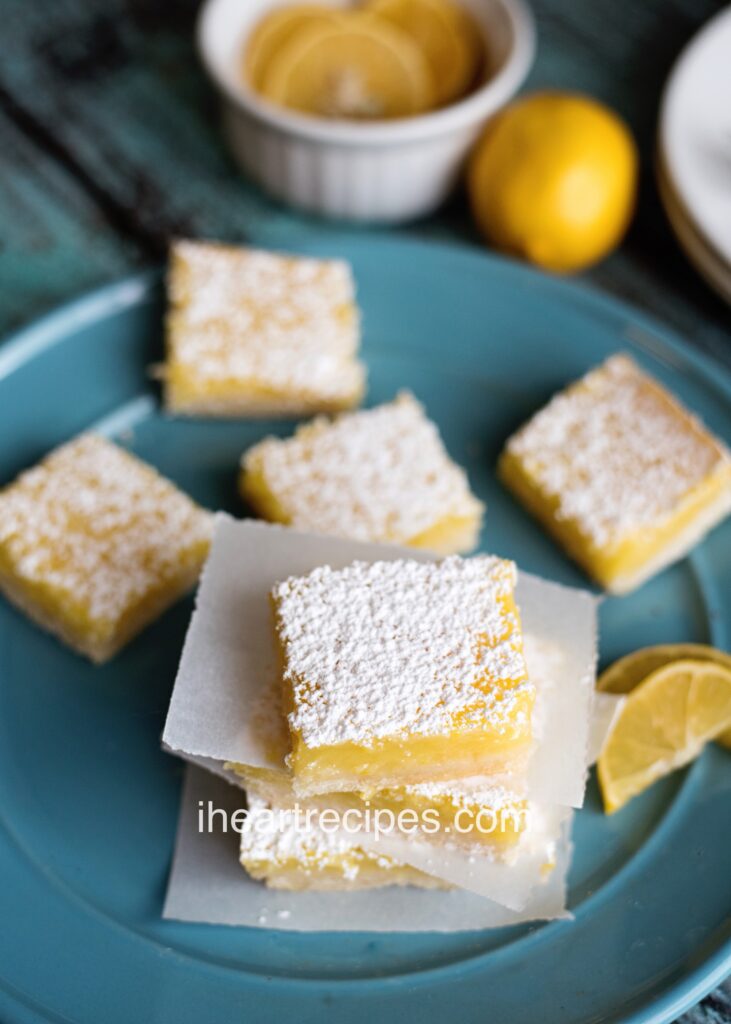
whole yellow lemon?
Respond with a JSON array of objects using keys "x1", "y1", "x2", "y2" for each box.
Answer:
[{"x1": 468, "y1": 92, "x2": 638, "y2": 273}]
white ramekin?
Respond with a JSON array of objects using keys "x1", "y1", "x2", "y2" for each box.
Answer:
[{"x1": 197, "y1": 0, "x2": 535, "y2": 223}]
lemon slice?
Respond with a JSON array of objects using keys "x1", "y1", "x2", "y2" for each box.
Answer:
[
  {"x1": 598, "y1": 643, "x2": 731, "y2": 749},
  {"x1": 259, "y1": 14, "x2": 436, "y2": 119},
  {"x1": 244, "y1": 5, "x2": 341, "y2": 90},
  {"x1": 598, "y1": 643, "x2": 731, "y2": 692},
  {"x1": 368, "y1": 0, "x2": 481, "y2": 105},
  {"x1": 597, "y1": 659, "x2": 731, "y2": 813}
]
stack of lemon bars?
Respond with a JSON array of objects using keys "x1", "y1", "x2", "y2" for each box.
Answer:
[
  {"x1": 163, "y1": 513, "x2": 598, "y2": 913},
  {"x1": 241, "y1": 552, "x2": 536, "y2": 890}
]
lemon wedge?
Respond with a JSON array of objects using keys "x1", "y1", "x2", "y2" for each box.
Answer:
[
  {"x1": 244, "y1": 5, "x2": 341, "y2": 90},
  {"x1": 598, "y1": 643, "x2": 731, "y2": 749},
  {"x1": 368, "y1": 0, "x2": 482, "y2": 105},
  {"x1": 258, "y1": 14, "x2": 436, "y2": 119},
  {"x1": 598, "y1": 643, "x2": 731, "y2": 693},
  {"x1": 597, "y1": 659, "x2": 731, "y2": 813}
]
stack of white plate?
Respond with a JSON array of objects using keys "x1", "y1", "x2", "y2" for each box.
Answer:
[{"x1": 658, "y1": 5, "x2": 731, "y2": 304}]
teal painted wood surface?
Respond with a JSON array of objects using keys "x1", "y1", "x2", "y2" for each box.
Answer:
[
  {"x1": 0, "y1": 0, "x2": 729, "y2": 361},
  {"x1": 0, "y1": 1, "x2": 728, "y2": 1019},
  {"x1": 0, "y1": 106, "x2": 141, "y2": 329}
]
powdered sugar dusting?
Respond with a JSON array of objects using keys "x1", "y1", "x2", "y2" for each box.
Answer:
[
  {"x1": 167, "y1": 240, "x2": 364, "y2": 401},
  {"x1": 273, "y1": 556, "x2": 532, "y2": 749},
  {"x1": 244, "y1": 392, "x2": 483, "y2": 543},
  {"x1": 505, "y1": 354, "x2": 731, "y2": 546},
  {"x1": 0, "y1": 434, "x2": 213, "y2": 624},
  {"x1": 404, "y1": 778, "x2": 525, "y2": 811}
]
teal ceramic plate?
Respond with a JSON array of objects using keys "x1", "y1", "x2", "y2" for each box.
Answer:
[{"x1": 0, "y1": 236, "x2": 729, "y2": 1024}]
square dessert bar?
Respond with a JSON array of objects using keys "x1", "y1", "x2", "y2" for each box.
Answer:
[
  {"x1": 234, "y1": 760, "x2": 530, "y2": 855},
  {"x1": 164, "y1": 240, "x2": 365, "y2": 416},
  {"x1": 0, "y1": 435, "x2": 213, "y2": 662},
  {"x1": 499, "y1": 354, "x2": 731, "y2": 594},
  {"x1": 241, "y1": 392, "x2": 484, "y2": 553},
  {"x1": 271, "y1": 556, "x2": 534, "y2": 796},
  {"x1": 239, "y1": 795, "x2": 441, "y2": 891}
]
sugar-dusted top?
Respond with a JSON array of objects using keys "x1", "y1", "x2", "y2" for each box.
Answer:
[
  {"x1": 403, "y1": 778, "x2": 526, "y2": 812},
  {"x1": 504, "y1": 354, "x2": 731, "y2": 547},
  {"x1": 240, "y1": 795, "x2": 399, "y2": 878},
  {"x1": 167, "y1": 240, "x2": 364, "y2": 398},
  {"x1": 244, "y1": 392, "x2": 484, "y2": 542},
  {"x1": 0, "y1": 434, "x2": 213, "y2": 623},
  {"x1": 272, "y1": 556, "x2": 531, "y2": 749}
]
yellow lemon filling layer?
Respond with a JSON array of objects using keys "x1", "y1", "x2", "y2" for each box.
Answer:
[{"x1": 286, "y1": 717, "x2": 533, "y2": 797}]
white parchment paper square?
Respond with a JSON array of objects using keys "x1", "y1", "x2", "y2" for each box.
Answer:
[
  {"x1": 163, "y1": 515, "x2": 599, "y2": 809},
  {"x1": 163, "y1": 766, "x2": 573, "y2": 932}
]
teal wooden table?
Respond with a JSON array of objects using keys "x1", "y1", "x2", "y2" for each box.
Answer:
[{"x1": 0, "y1": 1, "x2": 729, "y2": 1020}]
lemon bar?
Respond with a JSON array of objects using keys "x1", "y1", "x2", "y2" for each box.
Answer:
[
  {"x1": 233, "y1": 761, "x2": 529, "y2": 854},
  {"x1": 240, "y1": 795, "x2": 442, "y2": 891},
  {"x1": 164, "y1": 240, "x2": 365, "y2": 416},
  {"x1": 499, "y1": 354, "x2": 731, "y2": 594},
  {"x1": 241, "y1": 392, "x2": 484, "y2": 553},
  {"x1": 272, "y1": 556, "x2": 534, "y2": 795},
  {"x1": 0, "y1": 435, "x2": 213, "y2": 662}
]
